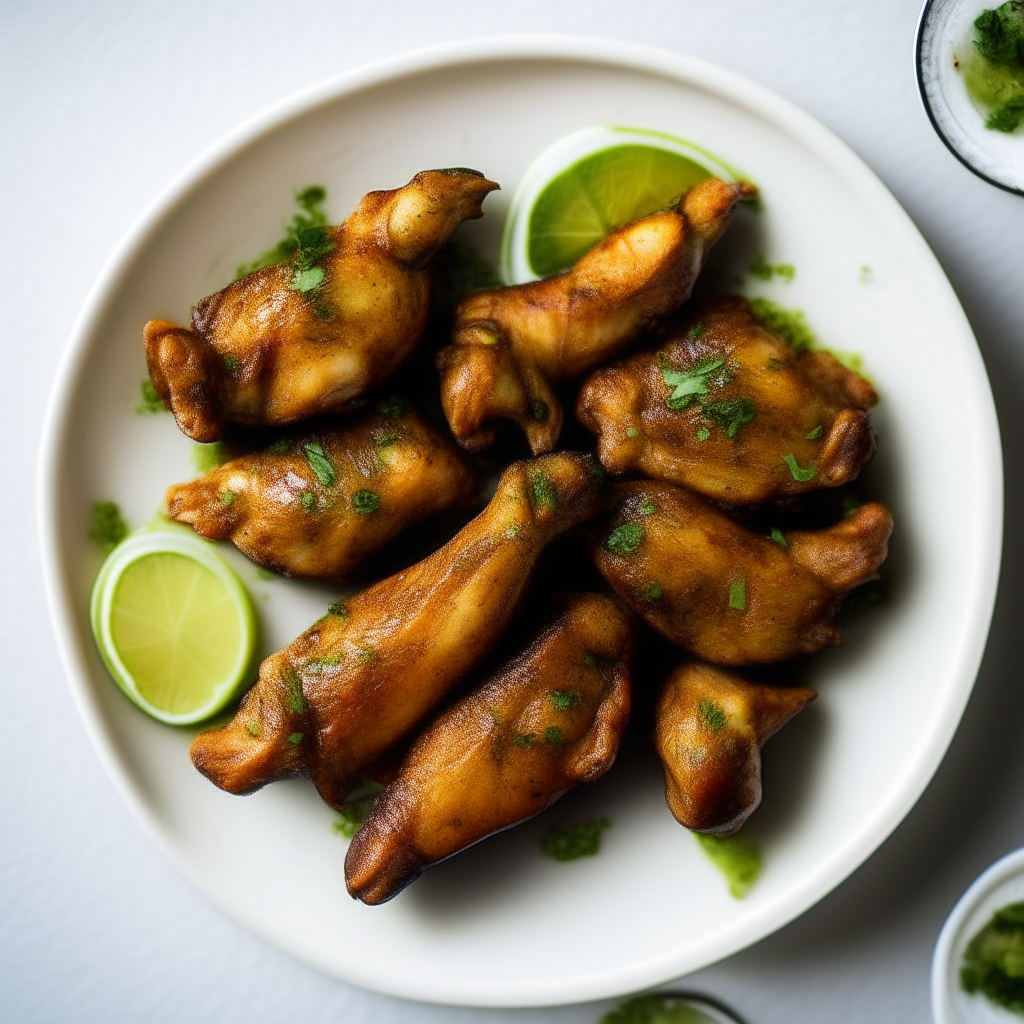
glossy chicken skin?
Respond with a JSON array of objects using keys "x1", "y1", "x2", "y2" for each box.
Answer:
[
  {"x1": 189, "y1": 451, "x2": 608, "y2": 809},
  {"x1": 592, "y1": 481, "x2": 893, "y2": 665},
  {"x1": 164, "y1": 404, "x2": 477, "y2": 581},
  {"x1": 655, "y1": 661, "x2": 815, "y2": 835},
  {"x1": 145, "y1": 169, "x2": 499, "y2": 441},
  {"x1": 345, "y1": 593, "x2": 635, "y2": 904},
  {"x1": 577, "y1": 296, "x2": 878, "y2": 505},
  {"x1": 437, "y1": 177, "x2": 754, "y2": 454}
]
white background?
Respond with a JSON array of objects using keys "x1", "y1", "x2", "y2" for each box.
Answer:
[{"x1": 3, "y1": 1, "x2": 1024, "y2": 1021}]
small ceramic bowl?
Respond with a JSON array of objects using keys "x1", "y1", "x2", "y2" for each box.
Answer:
[
  {"x1": 933, "y1": 847, "x2": 1024, "y2": 1023},
  {"x1": 916, "y1": 0, "x2": 1024, "y2": 195}
]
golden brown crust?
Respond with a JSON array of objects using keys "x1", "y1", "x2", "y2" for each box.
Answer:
[
  {"x1": 146, "y1": 170, "x2": 499, "y2": 441},
  {"x1": 344, "y1": 593, "x2": 636, "y2": 904},
  {"x1": 655, "y1": 661, "x2": 815, "y2": 835},
  {"x1": 189, "y1": 451, "x2": 608, "y2": 808},
  {"x1": 437, "y1": 178, "x2": 750, "y2": 454},
  {"x1": 164, "y1": 406, "x2": 477, "y2": 581},
  {"x1": 591, "y1": 481, "x2": 893, "y2": 665},
  {"x1": 576, "y1": 296, "x2": 877, "y2": 505}
]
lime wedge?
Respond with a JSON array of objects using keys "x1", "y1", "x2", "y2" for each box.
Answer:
[
  {"x1": 90, "y1": 530, "x2": 257, "y2": 724},
  {"x1": 502, "y1": 126, "x2": 738, "y2": 283}
]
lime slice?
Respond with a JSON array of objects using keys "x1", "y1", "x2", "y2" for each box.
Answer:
[
  {"x1": 90, "y1": 530, "x2": 258, "y2": 724},
  {"x1": 502, "y1": 126, "x2": 738, "y2": 283}
]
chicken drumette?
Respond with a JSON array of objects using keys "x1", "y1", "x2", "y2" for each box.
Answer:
[
  {"x1": 436, "y1": 177, "x2": 754, "y2": 454},
  {"x1": 145, "y1": 169, "x2": 499, "y2": 441},
  {"x1": 591, "y1": 481, "x2": 892, "y2": 665},
  {"x1": 345, "y1": 593, "x2": 635, "y2": 904},
  {"x1": 165, "y1": 402, "x2": 477, "y2": 581},
  {"x1": 655, "y1": 661, "x2": 815, "y2": 835},
  {"x1": 576, "y1": 296, "x2": 878, "y2": 506},
  {"x1": 190, "y1": 451, "x2": 607, "y2": 809}
]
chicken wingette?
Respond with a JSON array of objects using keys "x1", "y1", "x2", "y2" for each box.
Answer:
[
  {"x1": 165, "y1": 402, "x2": 476, "y2": 581},
  {"x1": 345, "y1": 593, "x2": 635, "y2": 904},
  {"x1": 189, "y1": 451, "x2": 607, "y2": 809},
  {"x1": 591, "y1": 481, "x2": 893, "y2": 665},
  {"x1": 655, "y1": 661, "x2": 815, "y2": 835},
  {"x1": 145, "y1": 169, "x2": 499, "y2": 441},
  {"x1": 436, "y1": 177, "x2": 753, "y2": 454},
  {"x1": 576, "y1": 296, "x2": 877, "y2": 505}
]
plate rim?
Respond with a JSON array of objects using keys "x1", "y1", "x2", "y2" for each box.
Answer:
[{"x1": 37, "y1": 33, "x2": 1004, "y2": 1007}]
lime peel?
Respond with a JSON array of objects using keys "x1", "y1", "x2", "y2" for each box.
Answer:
[{"x1": 90, "y1": 530, "x2": 258, "y2": 725}]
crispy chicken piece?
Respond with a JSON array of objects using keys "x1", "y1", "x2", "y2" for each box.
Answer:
[
  {"x1": 145, "y1": 169, "x2": 499, "y2": 442},
  {"x1": 189, "y1": 451, "x2": 607, "y2": 809},
  {"x1": 577, "y1": 296, "x2": 878, "y2": 505},
  {"x1": 436, "y1": 177, "x2": 753, "y2": 454},
  {"x1": 591, "y1": 481, "x2": 893, "y2": 665},
  {"x1": 164, "y1": 403, "x2": 477, "y2": 581},
  {"x1": 655, "y1": 661, "x2": 815, "y2": 835},
  {"x1": 344, "y1": 593, "x2": 635, "y2": 904}
]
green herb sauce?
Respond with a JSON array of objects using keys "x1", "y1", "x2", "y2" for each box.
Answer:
[
  {"x1": 192, "y1": 441, "x2": 231, "y2": 473},
  {"x1": 236, "y1": 185, "x2": 331, "y2": 278},
  {"x1": 958, "y1": 2, "x2": 1024, "y2": 132},
  {"x1": 89, "y1": 500, "x2": 128, "y2": 553},
  {"x1": 136, "y1": 379, "x2": 165, "y2": 415},
  {"x1": 600, "y1": 994, "x2": 726, "y2": 1024},
  {"x1": 961, "y1": 901, "x2": 1024, "y2": 1011},
  {"x1": 540, "y1": 818, "x2": 612, "y2": 861},
  {"x1": 332, "y1": 778, "x2": 383, "y2": 839},
  {"x1": 694, "y1": 832, "x2": 763, "y2": 898},
  {"x1": 749, "y1": 255, "x2": 795, "y2": 282}
]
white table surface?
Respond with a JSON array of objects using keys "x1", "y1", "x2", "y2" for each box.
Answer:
[{"x1": 4, "y1": 1, "x2": 1024, "y2": 1020}]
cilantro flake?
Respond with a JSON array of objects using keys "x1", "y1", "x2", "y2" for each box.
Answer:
[
  {"x1": 806, "y1": 425, "x2": 823, "y2": 440},
  {"x1": 770, "y1": 526, "x2": 788, "y2": 547},
  {"x1": 699, "y1": 700, "x2": 727, "y2": 731},
  {"x1": 540, "y1": 818, "x2": 611, "y2": 862},
  {"x1": 704, "y1": 397, "x2": 756, "y2": 438},
  {"x1": 304, "y1": 442, "x2": 335, "y2": 487},
  {"x1": 782, "y1": 453, "x2": 816, "y2": 482},
  {"x1": 545, "y1": 726, "x2": 565, "y2": 745},
  {"x1": 550, "y1": 689, "x2": 582, "y2": 710},
  {"x1": 729, "y1": 576, "x2": 747, "y2": 611},
  {"x1": 352, "y1": 489, "x2": 380, "y2": 514},
  {"x1": 661, "y1": 355, "x2": 726, "y2": 410},
  {"x1": 605, "y1": 522, "x2": 644, "y2": 555}
]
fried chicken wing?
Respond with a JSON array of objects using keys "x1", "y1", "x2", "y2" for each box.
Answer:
[
  {"x1": 164, "y1": 403, "x2": 477, "y2": 581},
  {"x1": 591, "y1": 481, "x2": 893, "y2": 665},
  {"x1": 655, "y1": 661, "x2": 815, "y2": 835},
  {"x1": 189, "y1": 451, "x2": 607, "y2": 809},
  {"x1": 436, "y1": 178, "x2": 753, "y2": 454},
  {"x1": 145, "y1": 169, "x2": 499, "y2": 442},
  {"x1": 576, "y1": 296, "x2": 877, "y2": 505},
  {"x1": 344, "y1": 593, "x2": 635, "y2": 904}
]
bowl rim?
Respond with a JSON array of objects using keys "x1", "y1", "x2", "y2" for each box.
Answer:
[
  {"x1": 932, "y1": 847, "x2": 1024, "y2": 1024},
  {"x1": 37, "y1": 33, "x2": 1004, "y2": 1006}
]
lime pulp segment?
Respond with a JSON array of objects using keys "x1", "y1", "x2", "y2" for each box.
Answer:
[{"x1": 526, "y1": 144, "x2": 712, "y2": 278}]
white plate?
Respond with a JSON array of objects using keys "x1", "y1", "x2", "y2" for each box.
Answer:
[
  {"x1": 933, "y1": 848, "x2": 1024, "y2": 1023},
  {"x1": 38, "y1": 36, "x2": 1002, "y2": 1008}
]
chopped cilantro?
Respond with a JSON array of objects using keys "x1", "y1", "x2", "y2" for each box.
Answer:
[
  {"x1": 373, "y1": 432, "x2": 400, "y2": 448},
  {"x1": 661, "y1": 355, "x2": 726, "y2": 410},
  {"x1": 219, "y1": 491, "x2": 235, "y2": 506},
  {"x1": 300, "y1": 491, "x2": 315, "y2": 511},
  {"x1": 88, "y1": 500, "x2": 128, "y2": 553},
  {"x1": 268, "y1": 438, "x2": 288, "y2": 454},
  {"x1": 974, "y1": 3, "x2": 1024, "y2": 65},
  {"x1": 550, "y1": 689, "x2": 582, "y2": 710},
  {"x1": 703, "y1": 397, "x2": 756, "y2": 438},
  {"x1": 377, "y1": 396, "x2": 413, "y2": 417},
  {"x1": 776, "y1": 263, "x2": 796, "y2": 282},
  {"x1": 626, "y1": 427, "x2": 640, "y2": 438},
  {"x1": 223, "y1": 354, "x2": 239, "y2": 371},
  {"x1": 192, "y1": 440, "x2": 231, "y2": 473},
  {"x1": 529, "y1": 470, "x2": 560, "y2": 509},
  {"x1": 583, "y1": 652, "x2": 597, "y2": 667},
  {"x1": 293, "y1": 266, "x2": 324, "y2": 292},
  {"x1": 638, "y1": 500, "x2": 657, "y2": 515},
  {"x1": 352, "y1": 489, "x2": 380, "y2": 514},
  {"x1": 531, "y1": 400, "x2": 549, "y2": 421},
  {"x1": 644, "y1": 582, "x2": 663, "y2": 602},
  {"x1": 699, "y1": 700, "x2": 727, "y2": 731},
  {"x1": 696, "y1": 426, "x2": 710, "y2": 441},
  {"x1": 600, "y1": 995, "x2": 714, "y2": 1024},
  {"x1": 749, "y1": 297, "x2": 817, "y2": 352},
  {"x1": 782, "y1": 453, "x2": 816, "y2": 482},
  {"x1": 358, "y1": 647, "x2": 376, "y2": 663},
  {"x1": 514, "y1": 733, "x2": 536, "y2": 749},
  {"x1": 770, "y1": 526, "x2": 788, "y2": 547},
  {"x1": 961, "y1": 900, "x2": 1024, "y2": 1012},
  {"x1": 687, "y1": 322, "x2": 706, "y2": 339},
  {"x1": 805, "y1": 425, "x2": 823, "y2": 440},
  {"x1": 842, "y1": 494, "x2": 862, "y2": 516},
  {"x1": 332, "y1": 778, "x2": 382, "y2": 839},
  {"x1": 283, "y1": 668, "x2": 306, "y2": 714},
  {"x1": 245, "y1": 722, "x2": 260, "y2": 738},
  {"x1": 136, "y1": 379, "x2": 165, "y2": 414},
  {"x1": 327, "y1": 601, "x2": 348, "y2": 619},
  {"x1": 540, "y1": 818, "x2": 611, "y2": 861},
  {"x1": 303, "y1": 442, "x2": 335, "y2": 487},
  {"x1": 545, "y1": 726, "x2": 565, "y2": 744},
  {"x1": 728, "y1": 576, "x2": 747, "y2": 611},
  {"x1": 287, "y1": 732, "x2": 304, "y2": 745},
  {"x1": 750, "y1": 255, "x2": 795, "y2": 282},
  {"x1": 766, "y1": 357, "x2": 783, "y2": 371},
  {"x1": 588, "y1": 463, "x2": 606, "y2": 485},
  {"x1": 986, "y1": 94, "x2": 1024, "y2": 131},
  {"x1": 503, "y1": 524, "x2": 521, "y2": 540},
  {"x1": 313, "y1": 300, "x2": 335, "y2": 321},
  {"x1": 605, "y1": 522, "x2": 644, "y2": 555},
  {"x1": 695, "y1": 832, "x2": 763, "y2": 898},
  {"x1": 236, "y1": 184, "x2": 332, "y2": 279}
]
